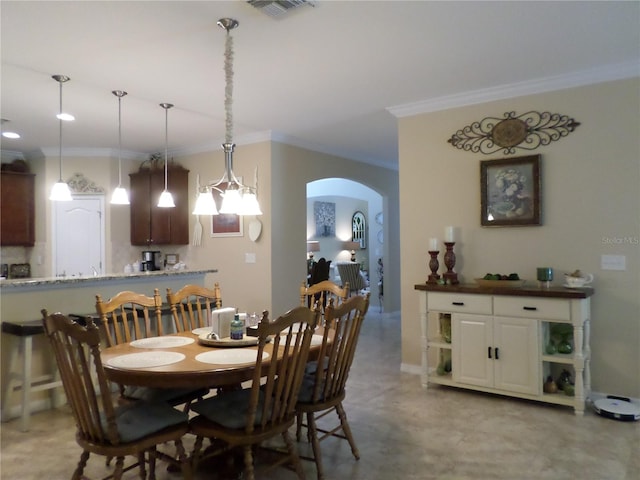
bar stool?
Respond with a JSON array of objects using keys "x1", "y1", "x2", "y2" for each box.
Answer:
[{"x1": 1, "y1": 320, "x2": 63, "y2": 431}]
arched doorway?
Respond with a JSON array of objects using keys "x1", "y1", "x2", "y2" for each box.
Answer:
[{"x1": 306, "y1": 177, "x2": 384, "y2": 311}]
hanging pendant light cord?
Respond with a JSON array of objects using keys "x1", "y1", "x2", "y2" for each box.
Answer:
[
  {"x1": 164, "y1": 106, "x2": 169, "y2": 190},
  {"x1": 224, "y1": 28, "x2": 234, "y2": 145},
  {"x1": 118, "y1": 94, "x2": 123, "y2": 186},
  {"x1": 157, "y1": 102, "x2": 174, "y2": 208},
  {"x1": 112, "y1": 91, "x2": 128, "y2": 188},
  {"x1": 58, "y1": 81, "x2": 63, "y2": 181},
  {"x1": 206, "y1": 18, "x2": 261, "y2": 216}
]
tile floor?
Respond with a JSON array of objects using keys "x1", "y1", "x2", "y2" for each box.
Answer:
[{"x1": 1, "y1": 310, "x2": 638, "y2": 479}]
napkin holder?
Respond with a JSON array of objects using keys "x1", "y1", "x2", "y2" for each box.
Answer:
[{"x1": 210, "y1": 307, "x2": 236, "y2": 339}]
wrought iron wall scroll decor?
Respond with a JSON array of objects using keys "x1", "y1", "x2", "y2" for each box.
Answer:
[{"x1": 447, "y1": 111, "x2": 580, "y2": 155}]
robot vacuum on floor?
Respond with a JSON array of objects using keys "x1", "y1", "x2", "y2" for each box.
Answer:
[{"x1": 593, "y1": 396, "x2": 640, "y2": 421}]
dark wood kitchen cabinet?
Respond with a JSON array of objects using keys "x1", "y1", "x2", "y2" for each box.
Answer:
[
  {"x1": 1, "y1": 171, "x2": 35, "y2": 246},
  {"x1": 129, "y1": 166, "x2": 189, "y2": 246}
]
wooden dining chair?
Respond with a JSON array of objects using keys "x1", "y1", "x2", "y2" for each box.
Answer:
[
  {"x1": 166, "y1": 282, "x2": 222, "y2": 332},
  {"x1": 40, "y1": 310, "x2": 192, "y2": 480},
  {"x1": 95, "y1": 288, "x2": 165, "y2": 347},
  {"x1": 95, "y1": 288, "x2": 206, "y2": 407},
  {"x1": 295, "y1": 293, "x2": 370, "y2": 480},
  {"x1": 189, "y1": 306, "x2": 322, "y2": 480},
  {"x1": 300, "y1": 280, "x2": 349, "y2": 314}
]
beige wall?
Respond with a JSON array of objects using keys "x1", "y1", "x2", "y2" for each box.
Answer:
[
  {"x1": 399, "y1": 78, "x2": 640, "y2": 398},
  {"x1": 175, "y1": 142, "x2": 272, "y2": 317},
  {"x1": 2, "y1": 126, "x2": 398, "y2": 418},
  {"x1": 6, "y1": 139, "x2": 396, "y2": 319},
  {"x1": 146, "y1": 141, "x2": 399, "y2": 323},
  {"x1": 270, "y1": 142, "x2": 400, "y2": 318}
]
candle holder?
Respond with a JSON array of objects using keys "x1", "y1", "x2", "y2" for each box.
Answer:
[
  {"x1": 427, "y1": 251, "x2": 440, "y2": 284},
  {"x1": 443, "y1": 242, "x2": 459, "y2": 285}
]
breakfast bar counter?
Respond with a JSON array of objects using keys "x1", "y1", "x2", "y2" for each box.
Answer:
[
  {"x1": 0, "y1": 268, "x2": 217, "y2": 421},
  {"x1": 0, "y1": 269, "x2": 217, "y2": 320}
]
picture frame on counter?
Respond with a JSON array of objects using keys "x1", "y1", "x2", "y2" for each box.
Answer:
[
  {"x1": 165, "y1": 253, "x2": 179, "y2": 266},
  {"x1": 480, "y1": 154, "x2": 541, "y2": 227}
]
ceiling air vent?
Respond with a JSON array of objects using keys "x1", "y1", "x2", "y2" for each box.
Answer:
[{"x1": 247, "y1": 0, "x2": 314, "y2": 18}]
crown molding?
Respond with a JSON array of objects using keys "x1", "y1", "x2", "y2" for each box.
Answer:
[
  {"x1": 1, "y1": 150, "x2": 25, "y2": 162},
  {"x1": 33, "y1": 147, "x2": 148, "y2": 161},
  {"x1": 388, "y1": 61, "x2": 640, "y2": 118}
]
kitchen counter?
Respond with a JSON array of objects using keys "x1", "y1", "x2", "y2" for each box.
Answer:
[
  {"x1": 0, "y1": 268, "x2": 217, "y2": 291},
  {"x1": 0, "y1": 268, "x2": 218, "y2": 322},
  {"x1": 1, "y1": 267, "x2": 218, "y2": 417}
]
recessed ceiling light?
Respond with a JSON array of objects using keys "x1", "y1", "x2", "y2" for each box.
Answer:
[{"x1": 56, "y1": 113, "x2": 75, "y2": 121}]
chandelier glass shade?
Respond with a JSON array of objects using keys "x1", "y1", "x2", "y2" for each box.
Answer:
[
  {"x1": 49, "y1": 75, "x2": 73, "y2": 201},
  {"x1": 192, "y1": 186, "x2": 218, "y2": 215},
  {"x1": 110, "y1": 90, "x2": 129, "y2": 205},
  {"x1": 193, "y1": 18, "x2": 262, "y2": 217}
]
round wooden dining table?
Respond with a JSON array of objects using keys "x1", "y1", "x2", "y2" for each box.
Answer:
[{"x1": 101, "y1": 330, "x2": 325, "y2": 390}]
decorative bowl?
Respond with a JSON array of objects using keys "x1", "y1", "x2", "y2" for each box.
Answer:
[
  {"x1": 474, "y1": 278, "x2": 526, "y2": 288},
  {"x1": 564, "y1": 273, "x2": 593, "y2": 288}
]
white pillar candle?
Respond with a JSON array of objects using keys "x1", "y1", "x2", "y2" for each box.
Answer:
[
  {"x1": 444, "y1": 226, "x2": 455, "y2": 242},
  {"x1": 429, "y1": 238, "x2": 438, "y2": 251}
]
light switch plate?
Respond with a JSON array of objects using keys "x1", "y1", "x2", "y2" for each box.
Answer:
[
  {"x1": 601, "y1": 254, "x2": 626, "y2": 271},
  {"x1": 245, "y1": 253, "x2": 256, "y2": 264}
]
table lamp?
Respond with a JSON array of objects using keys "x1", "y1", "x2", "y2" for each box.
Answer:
[
  {"x1": 342, "y1": 241, "x2": 360, "y2": 262},
  {"x1": 307, "y1": 241, "x2": 320, "y2": 260}
]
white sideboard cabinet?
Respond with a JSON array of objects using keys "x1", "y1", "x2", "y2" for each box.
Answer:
[{"x1": 415, "y1": 284, "x2": 593, "y2": 415}]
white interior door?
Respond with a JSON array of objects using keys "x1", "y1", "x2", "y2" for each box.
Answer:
[{"x1": 53, "y1": 195, "x2": 105, "y2": 277}]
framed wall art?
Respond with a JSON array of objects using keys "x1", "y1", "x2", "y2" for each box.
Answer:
[
  {"x1": 352, "y1": 211, "x2": 367, "y2": 249},
  {"x1": 480, "y1": 154, "x2": 541, "y2": 227},
  {"x1": 314, "y1": 201, "x2": 335, "y2": 237},
  {"x1": 210, "y1": 182, "x2": 244, "y2": 237}
]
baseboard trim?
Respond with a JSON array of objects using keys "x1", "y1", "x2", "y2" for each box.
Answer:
[{"x1": 394, "y1": 367, "x2": 640, "y2": 410}]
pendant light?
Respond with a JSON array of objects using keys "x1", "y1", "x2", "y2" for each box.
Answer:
[
  {"x1": 157, "y1": 102, "x2": 175, "y2": 208},
  {"x1": 49, "y1": 74, "x2": 73, "y2": 201},
  {"x1": 110, "y1": 90, "x2": 129, "y2": 205},
  {"x1": 193, "y1": 18, "x2": 262, "y2": 216}
]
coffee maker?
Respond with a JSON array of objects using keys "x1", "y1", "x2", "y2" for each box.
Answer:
[{"x1": 141, "y1": 251, "x2": 162, "y2": 271}]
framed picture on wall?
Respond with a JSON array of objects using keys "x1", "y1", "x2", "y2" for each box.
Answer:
[
  {"x1": 352, "y1": 211, "x2": 367, "y2": 249},
  {"x1": 314, "y1": 201, "x2": 335, "y2": 237},
  {"x1": 480, "y1": 154, "x2": 541, "y2": 227},
  {"x1": 210, "y1": 181, "x2": 244, "y2": 237}
]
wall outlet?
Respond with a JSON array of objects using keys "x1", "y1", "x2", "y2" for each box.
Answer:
[
  {"x1": 601, "y1": 254, "x2": 626, "y2": 271},
  {"x1": 245, "y1": 253, "x2": 256, "y2": 264}
]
